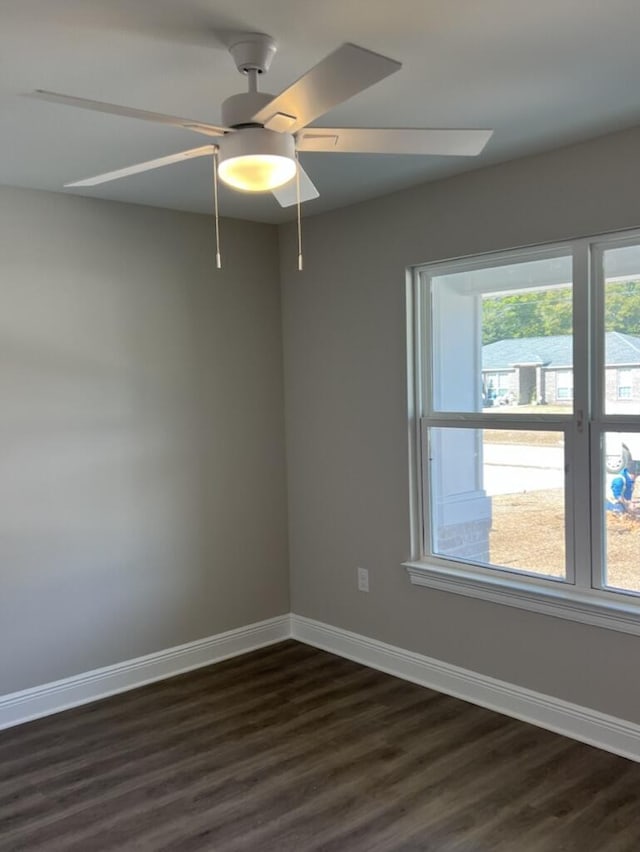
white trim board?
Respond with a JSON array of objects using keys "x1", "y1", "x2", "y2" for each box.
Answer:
[
  {"x1": 3, "y1": 612, "x2": 638, "y2": 763},
  {"x1": 290, "y1": 614, "x2": 640, "y2": 763},
  {"x1": 404, "y1": 562, "x2": 640, "y2": 637},
  {"x1": 0, "y1": 615, "x2": 290, "y2": 731}
]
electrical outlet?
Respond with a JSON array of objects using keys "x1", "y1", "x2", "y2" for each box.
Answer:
[{"x1": 357, "y1": 566, "x2": 369, "y2": 592}]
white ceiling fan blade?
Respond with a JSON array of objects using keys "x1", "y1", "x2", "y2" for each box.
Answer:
[
  {"x1": 64, "y1": 145, "x2": 215, "y2": 187},
  {"x1": 252, "y1": 43, "x2": 401, "y2": 135},
  {"x1": 296, "y1": 128, "x2": 494, "y2": 156},
  {"x1": 30, "y1": 90, "x2": 229, "y2": 138},
  {"x1": 271, "y1": 163, "x2": 320, "y2": 208}
]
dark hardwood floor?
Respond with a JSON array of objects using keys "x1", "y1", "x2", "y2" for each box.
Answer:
[{"x1": 0, "y1": 640, "x2": 638, "y2": 851}]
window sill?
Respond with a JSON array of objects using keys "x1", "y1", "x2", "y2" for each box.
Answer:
[{"x1": 403, "y1": 560, "x2": 640, "y2": 636}]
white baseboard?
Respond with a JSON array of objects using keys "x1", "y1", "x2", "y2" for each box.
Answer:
[
  {"x1": 0, "y1": 615, "x2": 290, "y2": 731},
  {"x1": 290, "y1": 614, "x2": 640, "y2": 763},
  {"x1": 4, "y1": 611, "x2": 639, "y2": 763}
]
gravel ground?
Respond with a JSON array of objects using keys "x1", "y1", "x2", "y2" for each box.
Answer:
[
  {"x1": 490, "y1": 489, "x2": 640, "y2": 592},
  {"x1": 472, "y1": 414, "x2": 638, "y2": 592}
]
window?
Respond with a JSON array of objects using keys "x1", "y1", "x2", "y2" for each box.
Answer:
[
  {"x1": 406, "y1": 233, "x2": 640, "y2": 635},
  {"x1": 483, "y1": 371, "x2": 512, "y2": 404},
  {"x1": 617, "y1": 369, "x2": 632, "y2": 400},
  {"x1": 556, "y1": 370, "x2": 573, "y2": 401}
]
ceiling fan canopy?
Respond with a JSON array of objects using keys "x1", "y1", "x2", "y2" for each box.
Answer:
[{"x1": 30, "y1": 32, "x2": 494, "y2": 207}]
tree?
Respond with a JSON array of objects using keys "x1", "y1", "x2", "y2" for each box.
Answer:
[
  {"x1": 604, "y1": 282, "x2": 640, "y2": 335},
  {"x1": 482, "y1": 288, "x2": 572, "y2": 344},
  {"x1": 482, "y1": 281, "x2": 640, "y2": 344}
]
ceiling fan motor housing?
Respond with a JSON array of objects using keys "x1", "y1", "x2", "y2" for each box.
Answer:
[
  {"x1": 217, "y1": 126, "x2": 295, "y2": 164},
  {"x1": 221, "y1": 92, "x2": 274, "y2": 128}
]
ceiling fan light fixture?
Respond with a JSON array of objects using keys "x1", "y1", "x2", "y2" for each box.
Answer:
[
  {"x1": 218, "y1": 153, "x2": 296, "y2": 192},
  {"x1": 217, "y1": 128, "x2": 296, "y2": 192}
]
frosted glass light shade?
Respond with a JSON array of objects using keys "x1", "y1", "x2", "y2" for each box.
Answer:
[
  {"x1": 218, "y1": 154, "x2": 296, "y2": 192},
  {"x1": 218, "y1": 128, "x2": 296, "y2": 193}
]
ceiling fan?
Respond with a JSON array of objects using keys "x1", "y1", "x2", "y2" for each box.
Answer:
[{"x1": 31, "y1": 33, "x2": 493, "y2": 208}]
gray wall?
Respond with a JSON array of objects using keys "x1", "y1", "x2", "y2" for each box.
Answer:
[
  {"x1": 4, "y1": 125, "x2": 640, "y2": 724},
  {"x1": 280, "y1": 125, "x2": 640, "y2": 724},
  {"x1": 0, "y1": 186, "x2": 289, "y2": 694}
]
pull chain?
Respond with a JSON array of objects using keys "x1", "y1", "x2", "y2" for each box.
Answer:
[
  {"x1": 212, "y1": 149, "x2": 222, "y2": 269},
  {"x1": 296, "y1": 153, "x2": 303, "y2": 271}
]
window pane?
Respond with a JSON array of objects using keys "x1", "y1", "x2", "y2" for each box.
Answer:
[
  {"x1": 429, "y1": 254, "x2": 573, "y2": 413},
  {"x1": 603, "y1": 431, "x2": 640, "y2": 595},
  {"x1": 603, "y1": 245, "x2": 640, "y2": 415},
  {"x1": 429, "y1": 426, "x2": 566, "y2": 579}
]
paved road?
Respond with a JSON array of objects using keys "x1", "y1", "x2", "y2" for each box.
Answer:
[
  {"x1": 483, "y1": 443, "x2": 564, "y2": 469},
  {"x1": 484, "y1": 442, "x2": 564, "y2": 496}
]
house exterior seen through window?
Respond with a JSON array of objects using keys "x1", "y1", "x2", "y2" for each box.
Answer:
[{"x1": 407, "y1": 231, "x2": 640, "y2": 634}]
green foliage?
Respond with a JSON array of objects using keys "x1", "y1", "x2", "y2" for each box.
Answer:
[
  {"x1": 482, "y1": 281, "x2": 640, "y2": 344},
  {"x1": 604, "y1": 282, "x2": 640, "y2": 334},
  {"x1": 482, "y1": 288, "x2": 572, "y2": 345}
]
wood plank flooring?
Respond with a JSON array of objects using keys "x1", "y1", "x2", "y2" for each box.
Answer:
[{"x1": 0, "y1": 640, "x2": 639, "y2": 851}]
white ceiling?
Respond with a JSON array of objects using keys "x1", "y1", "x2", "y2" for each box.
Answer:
[{"x1": 2, "y1": 0, "x2": 640, "y2": 224}]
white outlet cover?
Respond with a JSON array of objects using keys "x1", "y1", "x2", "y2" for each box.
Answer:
[{"x1": 357, "y1": 566, "x2": 369, "y2": 592}]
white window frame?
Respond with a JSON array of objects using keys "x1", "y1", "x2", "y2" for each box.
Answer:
[{"x1": 405, "y1": 231, "x2": 640, "y2": 636}]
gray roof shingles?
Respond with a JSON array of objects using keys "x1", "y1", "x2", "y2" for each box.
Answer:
[{"x1": 483, "y1": 332, "x2": 640, "y2": 370}]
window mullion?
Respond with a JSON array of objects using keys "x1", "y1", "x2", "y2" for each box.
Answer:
[
  {"x1": 571, "y1": 240, "x2": 592, "y2": 590},
  {"x1": 590, "y1": 244, "x2": 607, "y2": 591}
]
